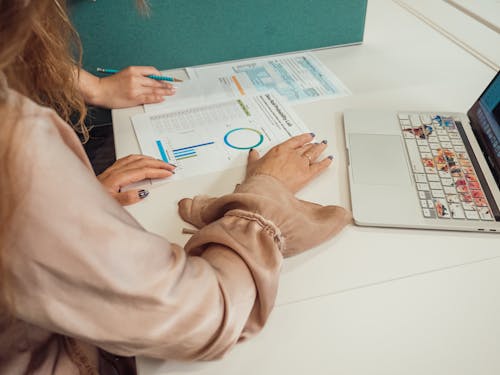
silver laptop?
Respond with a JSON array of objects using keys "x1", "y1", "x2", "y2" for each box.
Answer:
[{"x1": 343, "y1": 72, "x2": 500, "y2": 233}]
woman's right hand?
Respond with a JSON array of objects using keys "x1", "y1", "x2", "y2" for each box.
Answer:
[
  {"x1": 97, "y1": 155, "x2": 176, "y2": 205},
  {"x1": 245, "y1": 133, "x2": 333, "y2": 194}
]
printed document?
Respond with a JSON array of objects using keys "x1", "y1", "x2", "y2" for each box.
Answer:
[
  {"x1": 144, "y1": 52, "x2": 350, "y2": 113},
  {"x1": 133, "y1": 93, "x2": 310, "y2": 182},
  {"x1": 190, "y1": 52, "x2": 351, "y2": 102}
]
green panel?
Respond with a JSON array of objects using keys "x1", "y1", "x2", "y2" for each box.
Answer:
[{"x1": 69, "y1": 0, "x2": 367, "y2": 72}]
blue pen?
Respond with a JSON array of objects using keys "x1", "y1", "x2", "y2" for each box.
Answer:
[{"x1": 96, "y1": 67, "x2": 181, "y2": 82}]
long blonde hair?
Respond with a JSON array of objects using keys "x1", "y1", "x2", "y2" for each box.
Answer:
[
  {"x1": 0, "y1": 0, "x2": 150, "y2": 310},
  {"x1": 1, "y1": 0, "x2": 86, "y2": 311},
  {"x1": 2, "y1": 0, "x2": 87, "y2": 138}
]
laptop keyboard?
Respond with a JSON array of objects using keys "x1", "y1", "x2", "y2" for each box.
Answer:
[{"x1": 399, "y1": 112, "x2": 494, "y2": 221}]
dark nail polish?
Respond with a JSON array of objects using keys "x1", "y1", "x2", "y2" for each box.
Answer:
[
  {"x1": 322, "y1": 140, "x2": 328, "y2": 144},
  {"x1": 138, "y1": 189, "x2": 149, "y2": 199},
  {"x1": 168, "y1": 163, "x2": 177, "y2": 168},
  {"x1": 310, "y1": 132, "x2": 316, "y2": 137},
  {"x1": 249, "y1": 148, "x2": 254, "y2": 153},
  {"x1": 328, "y1": 155, "x2": 334, "y2": 160}
]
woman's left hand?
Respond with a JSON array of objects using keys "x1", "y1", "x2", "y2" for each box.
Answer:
[
  {"x1": 79, "y1": 66, "x2": 176, "y2": 109},
  {"x1": 97, "y1": 155, "x2": 176, "y2": 205}
]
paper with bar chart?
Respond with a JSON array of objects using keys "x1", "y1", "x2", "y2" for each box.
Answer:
[{"x1": 132, "y1": 93, "x2": 310, "y2": 182}]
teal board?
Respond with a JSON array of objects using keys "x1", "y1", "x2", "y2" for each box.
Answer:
[{"x1": 69, "y1": 0, "x2": 367, "y2": 71}]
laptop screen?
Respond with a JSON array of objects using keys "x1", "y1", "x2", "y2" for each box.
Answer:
[{"x1": 467, "y1": 71, "x2": 500, "y2": 187}]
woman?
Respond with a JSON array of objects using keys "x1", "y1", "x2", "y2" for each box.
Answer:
[
  {"x1": 3, "y1": 0, "x2": 178, "y2": 206},
  {"x1": 0, "y1": 1, "x2": 351, "y2": 374}
]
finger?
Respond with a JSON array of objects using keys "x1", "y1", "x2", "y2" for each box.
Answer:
[
  {"x1": 137, "y1": 85, "x2": 173, "y2": 97},
  {"x1": 140, "y1": 94, "x2": 166, "y2": 104},
  {"x1": 299, "y1": 143, "x2": 315, "y2": 156},
  {"x1": 309, "y1": 156, "x2": 333, "y2": 175},
  {"x1": 281, "y1": 133, "x2": 316, "y2": 149},
  {"x1": 303, "y1": 140, "x2": 328, "y2": 160},
  {"x1": 159, "y1": 87, "x2": 176, "y2": 97},
  {"x1": 119, "y1": 158, "x2": 176, "y2": 173},
  {"x1": 140, "y1": 76, "x2": 175, "y2": 90},
  {"x1": 113, "y1": 167, "x2": 173, "y2": 189},
  {"x1": 111, "y1": 154, "x2": 159, "y2": 170},
  {"x1": 98, "y1": 154, "x2": 150, "y2": 178},
  {"x1": 114, "y1": 189, "x2": 149, "y2": 206},
  {"x1": 133, "y1": 66, "x2": 163, "y2": 76},
  {"x1": 247, "y1": 148, "x2": 261, "y2": 163}
]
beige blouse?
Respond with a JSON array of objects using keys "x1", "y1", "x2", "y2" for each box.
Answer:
[{"x1": 0, "y1": 87, "x2": 351, "y2": 374}]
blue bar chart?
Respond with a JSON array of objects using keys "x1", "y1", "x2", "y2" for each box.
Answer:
[{"x1": 156, "y1": 140, "x2": 215, "y2": 162}]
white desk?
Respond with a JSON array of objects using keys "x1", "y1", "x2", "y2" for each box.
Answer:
[
  {"x1": 140, "y1": 256, "x2": 500, "y2": 375},
  {"x1": 395, "y1": 0, "x2": 500, "y2": 70},
  {"x1": 445, "y1": 0, "x2": 500, "y2": 33},
  {"x1": 111, "y1": 0, "x2": 500, "y2": 373}
]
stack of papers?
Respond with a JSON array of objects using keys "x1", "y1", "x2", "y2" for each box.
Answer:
[{"x1": 133, "y1": 52, "x2": 350, "y2": 183}]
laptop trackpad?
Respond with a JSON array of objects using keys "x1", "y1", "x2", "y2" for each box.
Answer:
[{"x1": 349, "y1": 134, "x2": 410, "y2": 185}]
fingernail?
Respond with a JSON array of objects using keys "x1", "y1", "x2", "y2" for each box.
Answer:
[
  {"x1": 322, "y1": 140, "x2": 328, "y2": 144},
  {"x1": 249, "y1": 148, "x2": 254, "y2": 153},
  {"x1": 310, "y1": 132, "x2": 316, "y2": 137},
  {"x1": 168, "y1": 163, "x2": 177, "y2": 168},
  {"x1": 138, "y1": 189, "x2": 149, "y2": 199},
  {"x1": 170, "y1": 170, "x2": 176, "y2": 174},
  {"x1": 328, "y1": 155, "x2": 334, "y2": 160}
]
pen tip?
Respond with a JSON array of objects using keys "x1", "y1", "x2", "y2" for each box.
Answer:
[{"x1": 174, "y1": 78, "x2": 184, "y2": 83}]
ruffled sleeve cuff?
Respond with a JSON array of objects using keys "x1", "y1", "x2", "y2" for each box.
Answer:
[{"x1": 178, "y1": 174, "x2": 352, "y2": 257}]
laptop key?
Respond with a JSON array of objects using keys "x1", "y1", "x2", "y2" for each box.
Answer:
[
  {"x1": 441, "y1": 178, "x2": 453, "y2": 186},
  {"x1": 405, "y1": 140, "x2": 425, "y2": 173},
  {"x1": 465, "y1": 210, "x2": 480, "y2": 220},
  {"x1": 410, "y1": 114, "x2": 421, "y2": 126},
  {"x1": 478, "y1": 208, "x2": 494, "y2": 221},
  {"x1": 420, "y1": 114, "x2": 432, "y2": 125},
  {"x1": 429, "y1": 182, "x2": 442, "y2": 190},
  {"x1": 417, "y1": 183, "x2": 430, "y2": 191},
  {"x1": 432, "y1": 190, "x2": 445, "y2": 198},
  {"x1": 414, "y1": 173, "x2": 427, "y2": 183},
  {"x1": 450, "y1": 203, "x2": 465, "y2": 219},
  {"x1": 444, "y1": 186, "x2": 457, "y2": 194},
  {"x1": 433, "y1": 198, "x2": 451, "y2": 218}
]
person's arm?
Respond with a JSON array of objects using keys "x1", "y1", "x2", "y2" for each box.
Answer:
[
  {"x1": 76, "y1": 67, "x2": 176, "y2": 109},
  {"x1": 7, "y1": 100, "x2": 350, "y2": 360},
  {"x1": 75, "y1": 67, "x2": 178, "y2": 204}
]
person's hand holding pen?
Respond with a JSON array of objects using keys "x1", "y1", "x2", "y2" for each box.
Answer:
[{"x1": 77, "y1": 66, "x2": 180, "y2": 109}]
